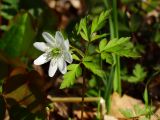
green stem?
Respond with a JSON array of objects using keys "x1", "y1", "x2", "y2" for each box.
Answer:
[
  {"x1": 103, "y1": 0, "x2": 121, "y2": 111},
  {"x1": 104, "y1": 65, "x2": 114, "y2": 112},
  {"x1": 105, "y1": 0, "x2": 121, "y2": 93},
  {"x1": 81, "y1": 67, "x2": 86, "y2": 120},
  {"x1": 84, "y1": 42, "x2": 90, "y2": 56},
  {"x1": 70, "y1": 45, "x2": 85, "y2": 57},
  {"x1": 81, "y1": 40, "x2": 90, "y2": 120}
]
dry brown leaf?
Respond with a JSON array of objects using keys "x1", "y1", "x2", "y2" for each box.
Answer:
[
  {"x1": 53, "y1": 102, "x2": 69, "y2": 118},
  {"x1": 151, "y1": 107, "x2": 160, "y2": 120},
  {"x1": 32, "y1": 64, "x2": 44, "y2": 77},
  {"x1": 3, "y1": 71, "x2": 45, "y2": 113},
  {"x1": 104, "y1": 115, "x2": 118, "y2": 120},
  {"x1": 74, "y1": 110, "x2": 96, "y2": 120},
  {"x1": 10, "y1": 67, "x2": 27, "y2": 77},
  {"x1": 110, "y1": 92, "x2": 144, "y2": 118}
]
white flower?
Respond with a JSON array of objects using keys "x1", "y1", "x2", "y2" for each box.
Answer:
[{"x1": 33, "y1": 31, "x2": 73, "y2": 77}]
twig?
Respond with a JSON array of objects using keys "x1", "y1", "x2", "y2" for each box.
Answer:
[
  {"x1": 47, "y1": 96, "x2": 100, "y2": 102},
  {"x1": 47, "y1": 96, "x2": 107, "y2": 119}
]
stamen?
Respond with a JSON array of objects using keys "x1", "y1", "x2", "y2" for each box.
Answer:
[{"x1": 51, "y1": 48, "x2": 61, "y2": 56}]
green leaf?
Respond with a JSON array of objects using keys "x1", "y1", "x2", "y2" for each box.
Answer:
[
  {"x1": 0, "y1": 25, "x2": 8, "y2": 31},
  {"x1": 114, "y1": 48, "x2": 140, "y2": 58},
  {"x1": 104, "y1": 37, "x2": 139, "y2": 57},
  {"x1": 91, "y1": 33, "x2": 108, "y2": 42},
  {"x1": 104, "y1": 37, "x2": 130, "y2": 51},
  {"x1": 77, "y1": 18, "x2": 86, "y2": 34},
  {"x1": 60, "y1": 64, "x2": 82, "y2": 89},
  {"x1": 86, "y1": 89, "x2": 99, "y2": 97},
  {"x1": 71, "y1": 46, "x2": 85, "y2": 57},
  {"x1": 82, "y1": 61, "x2": 105, "y2": 79},
  {"x1": 101, "y1": 52, "x2": 113, "y2": 64},
  {"x1": 88, "y1": 75, "x2": 97, "y2": 88},
  {"x1": 3, "y1": 0, "x2": 19, "y2": 7},
  {"x1": 128, "y1": 64, "x2": 147, "y2": 83},
  {"x1": 154, "y1": 29, "x2": 160, "y2": 46},
  {"x1": 134, "y1": 104, "x2": 146, "y2": 116},
  {"x1": 91, "y1": 10, "x2": 111, "y2": 33},
  {"x1": 99, "y1": 39, "x2": 107, "y2": 52},
  {"x1": 0, "y1": 11, "x2": 13, "y2": 20},
  {"x1": 130, "y1": 14, "x2": 142, "y2": 32},
  {"x1": 72, "y1": 54, "x2": 80, "y2": 61},
  {"x1": 119, "y1": 108, "x2": 134, "y2": 118},
  {"x1": 143, "y1": 88, "x2": 148, "y2": 106},
  {"x1": 80, "y1": 31, "x2": 89, "y2": 41},
  {"x1": 0, "y1": 12, "x2": 36, "y2": 58},
  {"x1": 81, "y1": 17, "x2": 88, "y2": 39},
  {"x1": 78, "y1": 17, "x2": 89, "y2": 41},
  {"x1": 82, "y1": 56, "x2": 94, "y2": 62},
  {"x1": 91, "y1": 17, "x2": 98, "y2": 33}
]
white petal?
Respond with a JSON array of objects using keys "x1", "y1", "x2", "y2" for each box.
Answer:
[
  {"x1": 64, "y1": 52, "x2": 73, "y2": 63},
  {"x1": 55, "y1": 31, "x2": 64, "y2": 45},
  {"x1": 33, "y1": 42, "x2": 49, "y2": 52},
  {"x1": 64, "y1": 39, "x2": 69, "y2": 50},
  {"x1": 42, "y1": 32, "x2": 55, "y2": 45},
  {"x1": 58, "y1": 58, "x2": 67, "y2": 74},
  {"x1": 48, "y1": 58, "x2": 58, "y2": 77},
  {"x1": 34, "y1": 53, "x2": 51, "y2": 65}
]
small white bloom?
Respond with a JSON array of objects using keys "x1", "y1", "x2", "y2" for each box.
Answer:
[{"x1": 33, "y1": 31, "x2": 73, "y2": 77}]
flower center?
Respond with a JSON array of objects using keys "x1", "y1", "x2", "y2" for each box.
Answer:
[{"x1": 51, "y1": 48, "x2": 61, "y2": 56}]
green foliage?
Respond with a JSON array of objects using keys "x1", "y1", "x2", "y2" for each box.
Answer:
[
  {"x1": 99, "y1": 39, "x2": 114, "y2": 64},
  {"x1": 99, "y1": 37, "x2": 139, "y2": 66},
  {"x1": 61, "y1": 10, "x2": 111, "y2": 88},
  {"x1": 101, "y1": 52, "x2": 113, "y2": 65},
  {"x1": 0, "y1": 0, "x2": 158, "y2": 119},
  {"x1": 88, "y1": 75, "x2": 97, "y2": 88},
  {"x1": 0, "y1": 12, "x2": 36, "y2": 58},
  {"x1": 99, "y1": 37, "x2": 139, "y2": 63},
  {"x1": 129, "y1": 64, "x2": 147, "y2": 83},
  {"x1": 0, "y1": 79, "x2": 4, "y2": 93},
  {"x1": 134, "y1": 104, "x2": 146, "y2": 116},
  {"x1": 60, "y1": 64, "x2": 82, "y2": 89},
  {"x1": 104, "y1": 37, "x2": 139, "y2": 57},
  {"x1": 3, "y1": 0, "x2": 19, "y2": 8},
  {"x1": 143, "y1": 87, "x2": 149, "y2": 106},
  {"x1": 0, "y1": 0, "x2": 19, "y2": 31},
  {"x1": 72, "y1": 54, "x2": 80, "y2": 61},
  {"x1": 123, "y1": 64, "x2": 147, "y2": 83},
  {"x1": 91, "y1": 33, "x2": 108, "y2": 42},
  {"x1": 130, "y1": 14, "x2": 142, "y2": 32},
  {"x1": 76, "y1": 10, "x2": 110, "y2": 42},
  {"x1": 120, "y1": 104, "x2": 154, "y2": 119},
  {"x1": 65, "y1": 9, "x2": 139, "y2": 93},
  {"x1": 91, "y1": 10, "x2": 111, "y2": 33},
  {"x1": 77, "y1": 17, "x2": 89, "y2": 41},
  {"x1": 0, "y1": 0, "x2": 18, "y2": 20},
  {"x1": 82, "y1": 60, "x2": 105, "y2": 79},
  {"x1": 86, "y1": 75, "x2": 99, "y2": 97},
  {"x1": 120, "y1": 108, "x2": 134, "y2": 118},
  {"x1": 154, "y1": 29, "x2": 160, "y2": 46},
  {"x1": 99, "y1": 39, "x2": 108, "y2": 52}
]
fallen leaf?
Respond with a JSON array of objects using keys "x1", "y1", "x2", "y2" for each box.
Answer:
[{"x1": 110, "y1": 92, "x2": 144, "y2": 118}]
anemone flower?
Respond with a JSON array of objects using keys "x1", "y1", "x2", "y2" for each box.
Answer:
[{"x1": 33, "y1": 31, "x2": 73, "y2": 77}]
